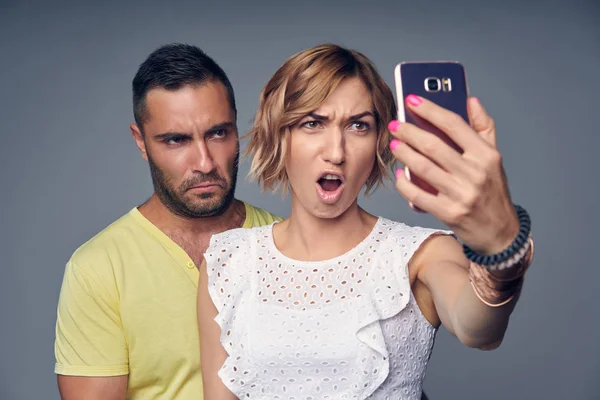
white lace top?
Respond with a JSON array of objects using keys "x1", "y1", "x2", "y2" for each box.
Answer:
[{"x1": 205, "y1": 218, "x2": 450, "y2": 399}]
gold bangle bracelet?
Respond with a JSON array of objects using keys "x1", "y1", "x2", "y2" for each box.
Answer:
[{"x1": 469, "y1": 279, "x2": 518, "y2": 308}]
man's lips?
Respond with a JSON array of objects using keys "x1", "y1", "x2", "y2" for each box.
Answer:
[{"x1": 187, "y1": 182, "x2": 223, "y2": 191}]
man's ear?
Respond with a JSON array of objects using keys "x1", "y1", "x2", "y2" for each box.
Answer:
[{"x1": 130, "y1": 124, "x2": 148, "y2": 161}]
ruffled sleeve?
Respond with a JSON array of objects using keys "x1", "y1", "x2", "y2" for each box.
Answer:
[
  {"x1": 204, "y1": 228, "x2": 257, "y2": 395},
  {"x1": 402, "y1": 224, "x2": 455, "y2": 266},
  {"x1": 354, "y1": 220, "x2": 453, "y2": 398},
  {"x1": 205, "y1": 228, "x2": 250, "y2": 313},
  {"x1": 376, "y1": 222, "x2": 454, "y2": 318}
]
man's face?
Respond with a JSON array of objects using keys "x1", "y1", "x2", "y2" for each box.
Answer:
[{"x1": 132, "y1": 83, "x2": 239, "y2": 218}]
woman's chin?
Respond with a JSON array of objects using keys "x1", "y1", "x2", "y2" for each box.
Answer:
[{"x1": 309, "y1": 199, "x2": 357, "y2": 220}]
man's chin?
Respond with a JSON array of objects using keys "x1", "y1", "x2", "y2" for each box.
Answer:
[
  {"x1": 160, "y1": 182, "x2": 236, "y2": 218},
  {"x1": 183, "y1": 196, "x2": 234, "y2": 218}
]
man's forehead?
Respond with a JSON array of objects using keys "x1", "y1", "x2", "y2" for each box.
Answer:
[
  {"x1": 146, "y1": 83, "x2": 229, "y2": 110},
  {"x1": 144, "y1": 84, "x2": 235, "y2": 131}
]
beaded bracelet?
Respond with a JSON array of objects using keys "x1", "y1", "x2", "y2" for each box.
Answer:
[
  {"x1": 463, "y1": 204, "x2": 531, "y2": 270},
  {"x1": 488, "y1": 233, "x2": 533, "y2": 272}
]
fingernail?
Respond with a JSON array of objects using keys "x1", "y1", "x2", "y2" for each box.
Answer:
[
  {"x1": 389, "y1": 139, "x2": 401, "y2": 151},
  {"x1": 388, "y1": 120, "x2": 400, "y2": 132},
  {"x1": 406, "y1": 94, "x2": 422, "y2": 106},
  {"x1": 395, "y1": 168, "x2": 404, "y2": 178}
]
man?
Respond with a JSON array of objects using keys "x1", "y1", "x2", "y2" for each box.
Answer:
[{"x1": 54, "y1": 43, "x2": 281, "y2": 399}]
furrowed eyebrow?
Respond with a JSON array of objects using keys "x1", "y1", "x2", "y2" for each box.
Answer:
[
  {"x1": 306, "y1": 113, "x2": 329, "y2": 121},
  {"x1": 154, "y1": 132, "x2": 191, "y2": 140},
  {"x1": 348, "y1": 111, "x2": 374, "y2": 120},
  {"x1": 205, "y1": 122, "x2": 235, "y2": 135},
  {"x1": 153, "y1": 121, "x2": 236, "y2": 140},
  {"x1": 304, "y1": 111, "x2": 375, "y2": 121}
]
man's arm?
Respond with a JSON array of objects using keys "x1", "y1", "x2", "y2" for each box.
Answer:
[
  {"x1": 55, "y1": 260, "x2": 129, "y2": 398},
  {"x1": 58, "y1": 376, "x2": 128, "y2": 400}
]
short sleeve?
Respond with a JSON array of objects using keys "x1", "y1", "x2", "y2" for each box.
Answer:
[
  {"x1": 54, "y1": 260, "x2": 128, "y2": 376},
  {"x1": 204, "y1": 228, "x2": 250, "y2": 313},
  {"x1": 203, "y1": 228, "x2": 256, "y2": 395},
  {"x1": 393, "y1": 224, "x2": 454, "y2": 267}
]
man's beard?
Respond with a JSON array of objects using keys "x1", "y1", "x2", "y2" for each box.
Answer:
[{"x1": 147, "y1": 151, "x2": 239, "y2": 219}]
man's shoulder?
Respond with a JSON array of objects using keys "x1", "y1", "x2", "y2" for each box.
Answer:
[
  {"x1": 243, "y1": 201, "x2": 284, "y2": 227},
  {"x1": 69, "y1": 209, "x2": 143, "y2": 270}
]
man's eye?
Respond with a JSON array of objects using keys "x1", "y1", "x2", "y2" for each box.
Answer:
[
  {"x1": 211, "y1": 129, "x2": 226, "y2": 138},
  {"x1": 165, "y1": 137, "x2": 186, "y2": 145}
]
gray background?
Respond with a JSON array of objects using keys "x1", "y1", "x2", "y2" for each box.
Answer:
[{"x1": 1, "y1": 0, "x2": 598, "y2": 398}]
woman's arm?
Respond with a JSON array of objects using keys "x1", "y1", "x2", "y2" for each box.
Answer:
[
  {"x1": 389, "y1": 96, "x2": 533, "y2": 349},
  {"x1": 412, "y1": 235, "x2": 519, "y2": 349},
  {"x1": 197, "y1": 260, "x2": 238, "y2": 399}
]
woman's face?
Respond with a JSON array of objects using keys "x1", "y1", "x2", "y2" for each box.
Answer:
[{"x1": 286, "y1": 77, "x2": 378, "y2": 219}]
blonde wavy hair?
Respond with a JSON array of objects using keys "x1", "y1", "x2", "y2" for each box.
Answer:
[{"x1": 244, "y1": 44, "x2": 397, "y2": 196}]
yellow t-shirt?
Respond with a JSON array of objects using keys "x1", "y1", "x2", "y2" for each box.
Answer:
[{"x1": 55, "y1": 202, "x2": 281, "y2": 399}]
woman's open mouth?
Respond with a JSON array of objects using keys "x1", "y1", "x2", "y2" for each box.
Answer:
[{"x1": 316, "y1": 173, "x2": 345, "y2": 204}]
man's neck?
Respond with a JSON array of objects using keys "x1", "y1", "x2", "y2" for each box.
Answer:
[
  {"x1": 137, "y1": 194, "x2": 246, "y2": 268},
  {"x1": 138, "y1": 194, "x2": 246, "y2": 237}
]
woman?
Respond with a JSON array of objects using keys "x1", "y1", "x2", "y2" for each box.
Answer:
[{"x1": 197, "y1": 44, "x2": 534, "y2": 399}]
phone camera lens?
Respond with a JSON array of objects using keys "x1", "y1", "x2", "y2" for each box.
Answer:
[{"x1": 426, "y1": 78, "x2": 440, "y2": 92}]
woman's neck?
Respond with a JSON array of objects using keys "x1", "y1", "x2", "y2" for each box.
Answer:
[{"x1": 273, "y1": 201, "x2": 378, "y2": 262}]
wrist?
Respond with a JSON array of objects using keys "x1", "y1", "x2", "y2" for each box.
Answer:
[
  {"x1": 466, "y1": 204, "x2": 535, "y2": 308},
  {"x1": 484, "y1": 212, "x2": 520, "y2": 255},
  {"x1": 463, "y1": 205, "x2": 532, "y2": 269}
]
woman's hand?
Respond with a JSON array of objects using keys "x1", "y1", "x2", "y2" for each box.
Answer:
[{"x1": 388, "y1": 95, "x2": 519, "y2": 255}]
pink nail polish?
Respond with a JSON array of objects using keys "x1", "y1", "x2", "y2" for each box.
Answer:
[
  {"x1": 395, "y1": 168, "x2": 404, "y2": 178},
  {"x1": 406, "y1": 94, "x2": 422, "y2": 106},
  {"x1": 389, "y1": 139, "x2": 400, "y2": 151},
  {"x1": 388, "y1": 120, "x2": 400, "y2": 132}
]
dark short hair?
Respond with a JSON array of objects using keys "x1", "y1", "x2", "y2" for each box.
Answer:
[{"x1": 132, "y1": 43, "x2": 237, "y2": 129}]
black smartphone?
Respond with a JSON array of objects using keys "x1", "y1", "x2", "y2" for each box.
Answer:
[{"x1": 393, "y1": 61, "x2": 469, "y2": 212}]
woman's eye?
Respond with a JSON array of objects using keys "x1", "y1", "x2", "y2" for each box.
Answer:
[
  {"x1": 350, "y1": 122, "x2": 370, "y2": 131},
  {"x1": 301, "y1": 120, "x2": 321, "y2": 129}
]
